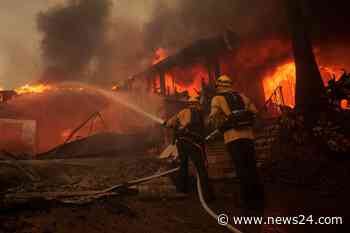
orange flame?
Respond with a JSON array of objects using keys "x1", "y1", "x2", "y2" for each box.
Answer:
[
  {"x1": 340, "y1": 99, "x2": 349, "y2": 110},
  {"x1": 262, "y1": 61, "x2": 344, "y2": 107},
  {"x1": 263, "y1": 62, "x2": 296, "y2": 107},
  {"x1": 152, "y1": 64, "x2": 209, "y2": 97},
  {"x1": 152, "y1": 48, "x2": 168, "y2": 65},
  {"x1": 111, "y1": 85, "x2": 120, "y2": 91},
  {"x1": 61, "y1": 129, "x2": 72, "y2": 141},
  {"x1": 15, "y1": 84, "x2": 52, "y2": 94}
]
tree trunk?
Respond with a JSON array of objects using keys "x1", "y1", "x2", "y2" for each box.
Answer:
[{"x1": 285, "y1": 0, "x2": 326, "y2": 114}]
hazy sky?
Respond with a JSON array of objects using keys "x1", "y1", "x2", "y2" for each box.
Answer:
[{"x1": 0, "y1": 0, "x2": 172, "y2": 89}]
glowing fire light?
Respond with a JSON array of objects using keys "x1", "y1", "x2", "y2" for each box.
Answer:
[
  {"x1": 152, "y1": 64, "x2": 209, "y2": 97},
  {"x1": 152, "y1": 48, "x2": 168, "y2": 65},
  {"x1": 15, "y1": 84, "x2": 52, "y2": 94},
  {"x1": 340, "y1": 99, "x2": 349, "y2": 110},
  {"x1": 111, "y1": 85, "x2": 120, "y2": 91},
  {"x1": 263, "y1": 62, "x2": 296, "y2": 107},
  {"x1": 61, "y1": 129, "x2": 72, "y2": 141},
  {"x1": 262, "y1": 60, "x2": 345, "y2": 108}
]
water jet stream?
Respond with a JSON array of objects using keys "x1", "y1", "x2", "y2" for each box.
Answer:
[
  {"x1": 61, "y1": 82, "x2": 164, "y2": 124},
  {"x1": 97, "y1": 89, "x2": 164, "y2": 124}
]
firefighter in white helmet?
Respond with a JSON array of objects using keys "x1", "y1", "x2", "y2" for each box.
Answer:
[
  {"x1": 209, "y1": 75, "x2": 264, "y2": 210},
  {"x1": 164, "y1": 95, "x2": 214, "y2": 202}
]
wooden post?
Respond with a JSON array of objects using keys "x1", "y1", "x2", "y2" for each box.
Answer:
[
  {"x1": 213, "y1": 56, "x2": 221, "y2": 79},
  {"x1": 159, "y1": 70, "x2": 166, "y2": 96},
  {"x1": 206, "y1": 56, "x2": 221, "y2": 88}
]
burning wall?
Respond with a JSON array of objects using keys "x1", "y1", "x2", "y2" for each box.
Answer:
[
  {"x1": 140, "y1": 34, "x2": 350, "y2": 110},
  {"x1": 130, "y1": 0, "x2": 350, "y2": 109},
  {"x1": 262, "y1": 59, "x2": 347, "y2": 108}
]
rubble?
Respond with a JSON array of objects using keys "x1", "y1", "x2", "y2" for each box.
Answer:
[
  {"x1": 326, "y1": 70, "x2": 350, "y2": 110},
  {"x1": 0, "y1": 156, "x2": 164, "y2": 208}
]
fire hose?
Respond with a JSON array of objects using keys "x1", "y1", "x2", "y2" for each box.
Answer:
[
  {"x1": 196, "y1": 169, "x2": 243, "y2": 233},
  {"x1": 106, "y1": 129, "x2": 243, "y2": 233},
  {"x1": 4, "y1": 129, "x2": 242, "y2": 232},
  {"x1": 183, "y1": 130, "x2": 243, "y2": 233}
]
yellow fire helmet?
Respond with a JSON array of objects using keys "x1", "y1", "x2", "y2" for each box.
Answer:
[{"x1": 216, "y1": 75, "x2": 233, "y2": 88}]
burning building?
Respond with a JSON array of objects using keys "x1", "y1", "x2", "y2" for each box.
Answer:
[{"x1": 130, "y1": 30, "x2": 268, "y2": 108}]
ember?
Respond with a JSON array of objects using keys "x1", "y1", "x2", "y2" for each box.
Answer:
[{"x1": 340, "y1": 99, "x2": 349, "y2": 110}]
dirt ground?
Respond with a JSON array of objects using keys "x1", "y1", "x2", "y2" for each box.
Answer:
[{"x1": 1, "y1": 177, "x2": 348, "y2": 233}]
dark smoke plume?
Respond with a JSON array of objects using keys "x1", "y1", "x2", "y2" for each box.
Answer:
[
  {"x1": 34, "y1": 0, "x2": 350, "y2": 86},
  {"x1": 143, "y1": 0, "x2": 286, "y2": 52},
  {"x1": 37, "y1": 0, "x2": 112, "y2": 83}
]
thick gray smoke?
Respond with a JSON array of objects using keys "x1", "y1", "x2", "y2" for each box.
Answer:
[
  {"x1": 33, "y1": 0, "x2": 286, "y2": 85},
  {"x1": 37, "y1": 0, "x2": 112, "y2": 83},
  {"x1": 33, "y1": 0, "x2": 350, "y2": 86},
  {"x1": 96, "y1": 0, "x2": 287, "y2": 84},
  {"x1": 143, "y1": 0, "x2": 285, "y2": 50}
]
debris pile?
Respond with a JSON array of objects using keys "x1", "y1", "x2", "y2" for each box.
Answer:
[
  {"x1": 0, "y1": 156, "x2": 163, "y2": 209},
  {"x1": 326, "y1": 71, "x2": 350, "y2": 110}
]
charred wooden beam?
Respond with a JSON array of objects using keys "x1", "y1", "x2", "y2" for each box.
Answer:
[
  {"x1": 159, "y1": 69, "x2": 166, "y2": 96},
  {"x1": 133, "y1": 31, "x2": 238, "y2": 81},
  {"x1": 206, "y1": 56, "x2": 221, "y2": 87}
]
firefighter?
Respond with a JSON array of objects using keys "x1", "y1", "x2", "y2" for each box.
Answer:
[
  {"x1": 208, "y1": 75, "x2": 264, "y2": 210},
  {"x1": 164, "y1": 96, "x2": 213, "y2": 202}
]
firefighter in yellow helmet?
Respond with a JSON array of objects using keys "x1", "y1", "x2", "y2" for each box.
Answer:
[
  {"x1": 209, "y1": 75, "x2": 264, "y2": 210},
  {"x1": 164, "y1": 95, "x2": 213, "y2": 202}
]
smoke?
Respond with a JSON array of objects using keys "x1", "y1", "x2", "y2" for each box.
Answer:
[
  {"x1": 1, "y1": 0, "x2": 350, "y2": 88},
  {"x1": 88, "y1": 0, "x2": 288, "y2": 85},
  {"x1": 33, "y1": 0, "x2": 350, "y2": 86},
  {"x1": 37, "y1": 0, "x2": 112, "y2": 83},
  {"x1": 142, "y1": 0, "x2": 293, "y2": 53}
]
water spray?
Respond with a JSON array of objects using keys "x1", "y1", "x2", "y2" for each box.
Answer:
[
  {"x1": 99, "y1": 89, "x2": 164, "y2": 124},
  {"x1": 61, "y1": 82, "x2": 165, "y2": 125}
]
